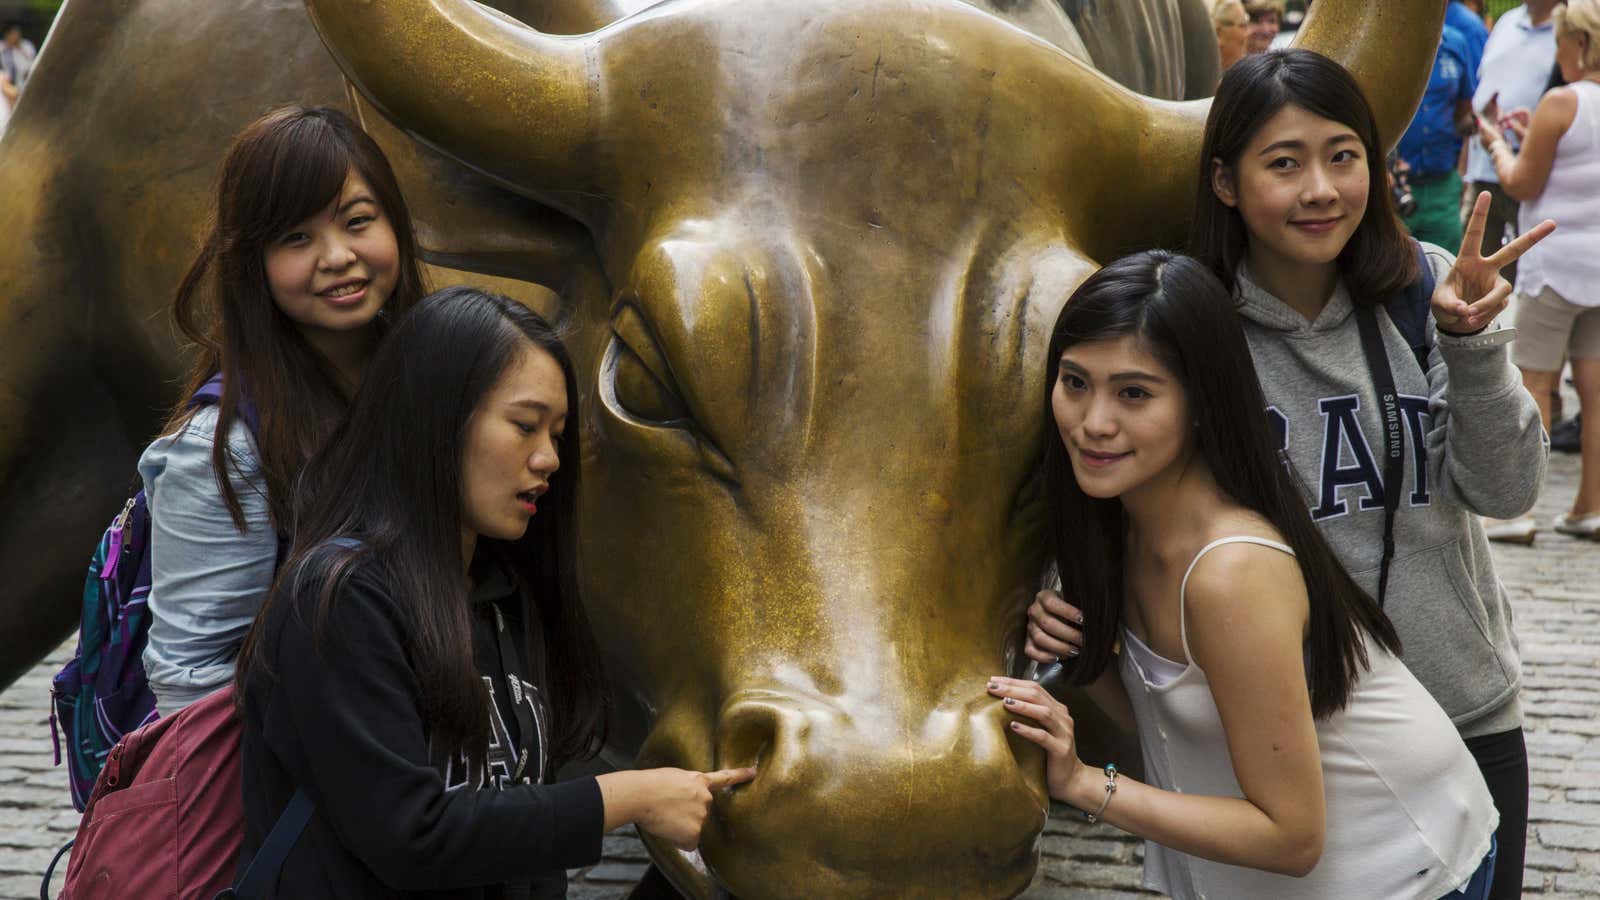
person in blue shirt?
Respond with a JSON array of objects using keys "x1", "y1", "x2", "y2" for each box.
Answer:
[
  {"x1": 1447, "y1": 0, "x2": 1491, "y2": 78},
  {"x1": 1398, "y1": 23, "x2": 1478, "y2": 249}
]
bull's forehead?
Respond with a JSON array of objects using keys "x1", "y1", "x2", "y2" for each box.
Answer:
[
  {"x1": 594, "y1": 0, "x2": 1092, "y2": 231},
  {"x1": 594, "y1": 209, "x2": 1095, "y2": 486}
]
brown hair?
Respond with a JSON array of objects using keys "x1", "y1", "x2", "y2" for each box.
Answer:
[
  {"x1": 1243, "y1": 0, "x2": 1285, "y2": 22},
  {"x1": 164, "y1": 106, "x2": 428, "y2": 531},
  {"x1": 1187, "y1": 49, "x2": 1419, "y2": 303}
]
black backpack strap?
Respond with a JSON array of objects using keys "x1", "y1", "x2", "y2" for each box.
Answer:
[
  {"x1": 219, "y1": 787, "x2": 314, "y2": 900},
  {"x1": 39, "y1": 839, "x2": 72, "y2": 900},
  {"x1": 1354, "y1": 303, "x2": 1405, "y2": 609},
  {"x1": 1383, "y1": 239, "x2": 1438, "y2": 376}
]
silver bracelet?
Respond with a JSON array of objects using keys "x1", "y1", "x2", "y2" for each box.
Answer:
[{"x1": 1084, "y1": 763, "x2": 1118, "y2": 823}]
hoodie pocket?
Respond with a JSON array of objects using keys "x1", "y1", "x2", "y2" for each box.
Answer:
[{"x1": 1371, "y1": 539, "x2": 1515, "y2": 724}]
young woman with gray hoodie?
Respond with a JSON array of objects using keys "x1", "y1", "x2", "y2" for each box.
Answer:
[{"x1": 1026, "y1": 49, "x2": 1553, "y2": 900}]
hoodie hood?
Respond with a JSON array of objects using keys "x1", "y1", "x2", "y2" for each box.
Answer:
[{"x1": 1233, "y1": 260, "x2": 1357, "y2": 336}]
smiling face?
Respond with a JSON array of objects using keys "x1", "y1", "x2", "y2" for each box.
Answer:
[
  {"x1": 1051, "y1": 334, "x2": 1192, "y2": 501},
  {"x1": 262, "y1": 170, "x2": 399, "y2": 348},
  {"x1": 460, "y1": 343, "x2": 568, "y2": 546},
  {"x1": 1211, "y1": 103, "x2": 1370, "y2": 283},
  {"x1": 1246, "y1": 9, "x2": 1281, "y2": 53}
]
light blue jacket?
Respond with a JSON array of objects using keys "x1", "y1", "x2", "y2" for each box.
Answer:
[{"x1": 138, "y1": 405, "x2": 278, "y2": 713}]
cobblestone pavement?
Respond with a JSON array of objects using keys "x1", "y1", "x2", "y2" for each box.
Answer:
[{"x1": 4, "y1": 451, "x2": 1594, "y2": 899}]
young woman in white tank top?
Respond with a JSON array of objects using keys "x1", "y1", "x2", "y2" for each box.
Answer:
[{"x1": 987, "y1": 251, "x2": 1498, "y2": 899}]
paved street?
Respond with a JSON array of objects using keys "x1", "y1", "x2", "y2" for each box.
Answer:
[{"x1": 4, "y1": 448, "x2": 1595, "y2": 899}]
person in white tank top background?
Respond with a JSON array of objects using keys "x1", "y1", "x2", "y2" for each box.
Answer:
[
  {"x1": 987, "y1": 251, "x2": 1499, "y2": 899},
  {"x1": 1477, "y1": 0, "x2": 1600, "y2": 539}
]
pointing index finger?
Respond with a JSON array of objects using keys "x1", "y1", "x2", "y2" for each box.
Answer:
[{"x1": 706, "y1": 767, "x2": 758, "y2": 790}]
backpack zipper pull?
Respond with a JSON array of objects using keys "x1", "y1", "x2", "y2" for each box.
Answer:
[
  {"x1": 103, "y1": 744, "x2": 123, "y2": 788},
  {"x1": 99, "y1": 498, "x2": 137, "y2": 581}
]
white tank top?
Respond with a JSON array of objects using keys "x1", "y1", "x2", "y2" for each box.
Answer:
[
  {"x1": 1518, "y1": 80, "x2": 1600, "y2": 307},
  {"x1": 1118, "y1": 537, "x2": 1498, "y2": 900}
]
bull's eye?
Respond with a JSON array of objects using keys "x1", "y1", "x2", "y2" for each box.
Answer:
[{"x1": 607, "y1": 304, "x2": 690, "y2": 426}]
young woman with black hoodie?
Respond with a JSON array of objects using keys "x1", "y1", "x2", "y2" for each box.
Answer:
[{"x1": 234, "y1": 288, "x2": 753, "y2": 897}]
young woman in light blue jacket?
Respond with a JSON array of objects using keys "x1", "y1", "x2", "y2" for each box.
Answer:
[{"x1": 140, "y1": 106, "x2": 427, "y2": 712}]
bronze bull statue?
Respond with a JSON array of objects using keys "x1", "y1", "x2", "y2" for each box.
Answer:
[{"x1": 0, "y1": 0, "x2": 1440, "y2": 895}]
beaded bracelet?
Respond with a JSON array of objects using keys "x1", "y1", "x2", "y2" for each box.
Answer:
[{"x1": 1084, "y1": 763, "x2": 1118, "y2": 824}]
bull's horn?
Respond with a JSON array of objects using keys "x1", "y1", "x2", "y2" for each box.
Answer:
[
  {"x1": 523, "y1": 0, "x2": 661, "y2": 33},
  {"x1": 304, "y1": 0, "x2": 599, "y2": 200},
  {"x1": 1081, "y1": 0, "x2": 1442, "y2": 259}
]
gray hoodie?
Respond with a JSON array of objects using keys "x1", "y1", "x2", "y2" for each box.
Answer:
[{"x1": 1235, "y1": 243, "x2": 1546, "y2": 739}]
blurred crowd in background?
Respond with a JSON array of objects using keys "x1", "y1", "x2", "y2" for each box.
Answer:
[{"x1": 0, "y1": 1, "x2": 58, "y2": 139}]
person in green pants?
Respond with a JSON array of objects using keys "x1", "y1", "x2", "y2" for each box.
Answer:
[{"x1": 1398, "y1": 23, "x2": 1479, "y2": 249}]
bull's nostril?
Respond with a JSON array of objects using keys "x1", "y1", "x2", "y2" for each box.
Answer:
[{"x1": 716, "y1": 694, "x2": 796, "y2": 774}]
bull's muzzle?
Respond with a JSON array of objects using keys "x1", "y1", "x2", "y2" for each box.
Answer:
[{"x1": 685, "y1": 686, "x2": 1048, "y2": 897}]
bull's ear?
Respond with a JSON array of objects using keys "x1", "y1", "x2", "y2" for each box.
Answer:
[{"x1": 345, "y1": 81, "x2": 594, "y2": 296}]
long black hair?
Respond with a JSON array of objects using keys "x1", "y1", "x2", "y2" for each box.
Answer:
[
  {"x1": 1188, "y1": 49, "x2": 1419, "y2": 303},
  {"x1": 1046, "y1": 251, "x2": 1399, "y2": 718},
  {"x1": 167, "y1": 106, "x2": 429, "y2": 530},
  {"x1": 236, "y1": 287, "x2": 609, "y2": 767}
]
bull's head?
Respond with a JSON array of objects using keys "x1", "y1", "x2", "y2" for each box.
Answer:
[{"x1": 335, "y1": 0, "x2": 1439, "y2": 895}]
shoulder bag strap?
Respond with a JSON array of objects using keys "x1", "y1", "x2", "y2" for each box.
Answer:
[
  {"x1": 220, "y1": 787, "x2": 314, "y2": 900},
  {"x1": 492, "y1": 603, "x2": 540, "y2": 784},
  {"x1": 1353, "y1": 303, "x2": 1405, "y2": 609}
]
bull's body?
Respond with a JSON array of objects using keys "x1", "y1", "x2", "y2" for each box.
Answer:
[
  {"x1": 0, "y1": 0, "x2": 1208, "y2": 690},
  {"x1": 0, "y1": 0, "x2": 1436, "y2": 896}
]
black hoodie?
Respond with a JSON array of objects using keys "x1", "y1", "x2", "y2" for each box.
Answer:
[{"x1": 239, "y1": 553, "x2": 604, "y2": 898}]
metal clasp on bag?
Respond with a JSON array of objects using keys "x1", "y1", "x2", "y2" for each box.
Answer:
[
  {"x1": 100, "y1": 497, "x2": 138, "y2": 581},
  {"x1": 103, "y1": 743, "x2": 123, "y2": 787}
]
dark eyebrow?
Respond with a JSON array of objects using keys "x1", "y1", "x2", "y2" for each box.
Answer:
[
  {"x1": 509, "y1": 399, "x2": 569, "y2": 419},
  {"x1": 1258, "y1": 133, "x2": 1361, "y2": 156},
  {"x1": 337, "y1": 193, "x2": 378, "y2": 215},
  {"x1": 1109, "y1": 371, "x2": 1167, "y2": 384},
  {"x1": 1060, "y1": 359, "x2": 1168, "y2": 384}
]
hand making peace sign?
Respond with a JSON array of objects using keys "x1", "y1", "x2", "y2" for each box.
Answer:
[{"x1": 1432, "y1": 191, "x2": 1556, "y2": 335}]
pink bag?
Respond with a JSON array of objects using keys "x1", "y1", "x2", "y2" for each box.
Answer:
[{"x1": 56, "y1": 686, "x2": 243, "y2": 899}]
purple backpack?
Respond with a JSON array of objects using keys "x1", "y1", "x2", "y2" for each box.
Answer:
[{"x1": 49, "y1": 376, "x2": 264, "y2": 811}]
